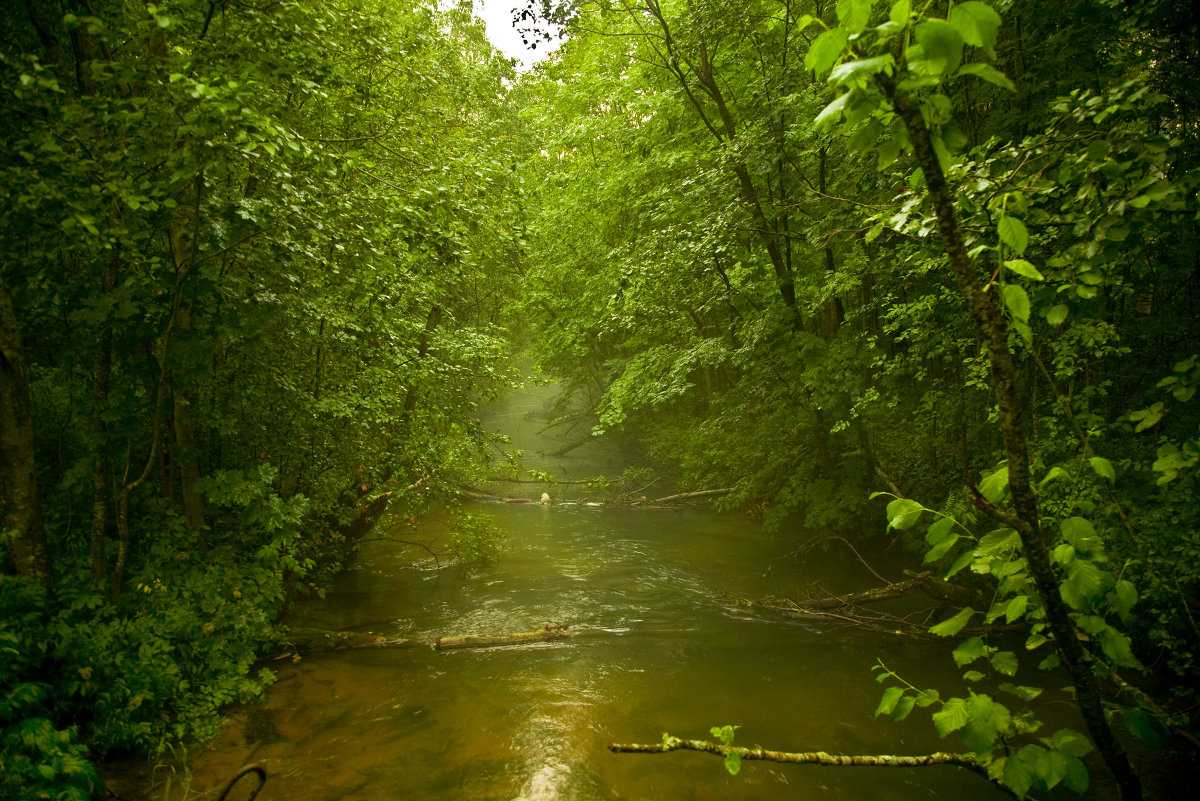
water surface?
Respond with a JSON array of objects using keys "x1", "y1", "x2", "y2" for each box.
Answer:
[{"x1": 124, "y1": 383, "x2": 1010, "y2": 801}]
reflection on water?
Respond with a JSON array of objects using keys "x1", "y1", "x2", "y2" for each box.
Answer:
[
  {"x1": 106, "y1": 384, "x2": 1011, "y2": 800},
  {"x1": 114, "y1": 503, "x2": 1008, "y2": 801}
]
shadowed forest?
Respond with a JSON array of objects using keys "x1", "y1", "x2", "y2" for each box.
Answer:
[{"x1": 2, "y1": 1, "x2": 1200, "y2": 799}]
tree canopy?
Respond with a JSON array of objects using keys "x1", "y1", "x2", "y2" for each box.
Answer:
[{"x1": 3, "y1": 1, "x2": 1199, "y2": 799}]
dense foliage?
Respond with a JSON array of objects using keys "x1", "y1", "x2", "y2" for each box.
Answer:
[
  {"x1": 1, "y1": 0, "x2": 525, "y2": 795},
  {"x1": 510, "y1": 0, "x2": 1200, "y2": 797},
  {"x1": 4, "y1": 0, "x2": 1200, "y2": 798}
]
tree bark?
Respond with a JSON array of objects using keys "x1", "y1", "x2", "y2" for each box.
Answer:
[
  {"x1": 877, "y1": 72, "x2": 1143, "y2": 801},
  {"x1": 0, "y1": 279, "x2": 51, "y2": 586},
  {"x1": 89, "y1": 248, "x2": 118, "y2": 585}
]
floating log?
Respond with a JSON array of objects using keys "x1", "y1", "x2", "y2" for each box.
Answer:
[
  {"x1": 436, "y1": 625, "x2": 570, "y2": 650},
  {"x1": 652, "y1": 488, "x2": 732, "y2": 505},
  {"x1": 283, "y1": 627, "x2": 424, "y2": 653}
]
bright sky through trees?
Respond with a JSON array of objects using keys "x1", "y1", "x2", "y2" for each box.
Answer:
[{"x1": 474, "y1": 0, "x2": 560, "y2": 69}]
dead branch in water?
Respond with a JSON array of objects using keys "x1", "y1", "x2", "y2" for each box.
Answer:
[
  {"x1": 609, "y1": 735, "x2": 990, "y2": 780},
  {"x1": 436, "y1": 625, "x2": 570, "y2": 649},
  {"x1": 652, "y1": 488, "x2": 732, "y2": 505}
]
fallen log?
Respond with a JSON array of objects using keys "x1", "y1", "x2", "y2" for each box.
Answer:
[
  {"x1": 284, "y1": 627, "x2": 424, "y2": 653},
  {"x1": 652, "y1": 488, "x2": 732, "y2": 505},
  {"x1": 436, "y1": 625, "x2": 570, "y2": 650},
  {"x1": 283, "y1": 625, "x2": 572, "y2": 655}
]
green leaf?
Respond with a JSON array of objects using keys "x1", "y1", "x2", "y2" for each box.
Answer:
[
  {"x1": 1003, "y1": 745, "x2": 1040, "y2": 798},
  {"x1": 1038, "y1": 466, "x2": 1067, "y2": 489},
  {"x1": 932, "y1": 697, "x2": 969, "y2": 736},
  {"x1": 1060, "y1": 517, "x2": 1101, "y2": 554},
  {"x1": 998, "y1": 682, "x2": 1043, "y2": 701},
  {"x1": 948, "y1": 1, "x2": 1002, "y2": 56},
  {"x1": 724, "y1": 751, "x2": 742, "y2": 776},
  {"x1": 930, "y1": 606, "x2": 976, "y2": 637},
  {"x1": 998, "y1": 215, "x2": 1029, "y2": 255},
  {"x1": 1004, "y1": 259, "x2": 1044, "y2": 281},
  {"x1": 1060, "y1": 560, "x2": 1105, "y2": 610},
  {"x1": 1062, "y1": 752, "x2": 1090, "y2": 793},
  {"x1": 925, "y1": 515, "x2": 956, "y2": 544},
  {"x1": 888, "y1": 0, "x2": 911, "y2": 25},
  {"x1": 976, "y1": 527, "x2": 1020, "y2": 556},
  {"x1": 875, "y1": 685, "x2": 904, "y2": 717},
  {"x1": 923, "y1": 531, "x2": 960, "y2": 563},
  {"x1": 886, "y1": 497, "x2": 924, "y2": 529},
  {"x1": 978, "y1": 464, "x2": 1009, "y2": 505},
  {"x1": 913, "y1": 19, "x2": 964, "y2": 74},
  {"x1": 1005, "y1": 594, "x2": 1029, "y2": 623},
  {"x1": 1035, "y1": 748, "x2": 1071, "y2": 790},
  {"x1": 1044, "y1": 728, "x2": 1094, "y2": 758},
  {"x1": 990, "y1": 650, "x2": 1019, "y2": 676},
  {"x1": 806, "y1": 28, "x2": 849, "y2": 76},
  {"x1": 891, "y1": 693, "x2": 917, "y2": 721},
  {"x1": 1111, "y1": 580, "x2": 1138, "y2": 619},
  {"x1": 1122, "y1": 707, "x2": 1161, "y2": 747},
  {"x1": 944, "y1": 550, "x2": 975, "y2": 579},
  {"x1": 1003, "y1": 284, "x2": 1031, "y2": 324},
  {"x1": 836, "y1": 0, "x2": 877, "y2": 34},
  {"x1": 1087, "y1": 456, "x2": 1116, "y2": 483},
  {"x1": 963, "y1": 669, "x2": 985, "y2": 682},
  {"x1": 952, "y1": 635, "x2": 987, "y2": 667},
  {"x1": 1045, "y1": 303, "x2": 1069, "y2": 326},
  {"x1": 956, "y1": 62, "x2": 1016, "y2": 91},
  {"x1": 1097, "y1": 625, "x2": 1140, "y2": 668},
  {"x1": 961, "y1": 693, "x2": 1010, "y2": 754},
  {"x1": 829, "y1": 55, "x2": 895, "y2": 84},
  {"x1": 814, "y1": 92, "x2": 853, "y2": 129}
]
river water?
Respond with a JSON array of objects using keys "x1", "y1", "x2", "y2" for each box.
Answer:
[{"x1": 119, "y1": 382, "x2": 1010, "y2": 801}]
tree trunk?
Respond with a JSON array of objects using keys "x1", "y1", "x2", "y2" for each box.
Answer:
[
  {"x1": 878, "y1": 72, "x2": 1143, "y2": 801},
  {"x1": 0, "y1": 279, "x2": 51, "y2": 587},
  {"x1": 89, "y1": 249, "x2": 117, "y2": 586}
]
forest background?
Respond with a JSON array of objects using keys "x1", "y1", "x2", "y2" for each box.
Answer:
[{"x1": 1, "y1": 1, "x2": 1199, "y2": 799}]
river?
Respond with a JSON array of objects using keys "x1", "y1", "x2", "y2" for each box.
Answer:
[{"x1": 113, "y1": 381, "x2": 1009, "y2": 801}]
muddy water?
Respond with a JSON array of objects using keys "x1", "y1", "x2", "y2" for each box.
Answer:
[{"x1": 128, "y1": 383, "x2": 1009, "y2": 801}]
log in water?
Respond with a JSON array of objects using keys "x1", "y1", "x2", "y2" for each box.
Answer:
[{"x1": 435, "y1": 625, "x2": 570, "y2": 650}]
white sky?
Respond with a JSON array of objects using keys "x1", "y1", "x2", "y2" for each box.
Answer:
[{"x1": 473, "y1": 0, "x2": 561, "y2": 70}]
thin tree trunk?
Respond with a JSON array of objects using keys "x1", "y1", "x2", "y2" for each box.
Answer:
[
  {"x1": 89, "y1": 248, "x2": 118, "y2": 585},
  {"x1": 0, "y1": 278, "x2": 51, "y2": 587},
  {"x1": 877, "y1": 73, "x2": 1143, "y2": 801}
]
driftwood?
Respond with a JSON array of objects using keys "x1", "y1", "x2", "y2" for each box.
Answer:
[
  {"x1": 283, "y1": 628, "x2": 424, "y2": 654},
  {"x1": 652, "y1": 488, "x2": 732, "y2": 505},
  {"x1": 436, "y1": 625, "x2": 570, "y2": 650},
  {"x1": 283, "y1": 625, "x2": 570, "y2": 654}
]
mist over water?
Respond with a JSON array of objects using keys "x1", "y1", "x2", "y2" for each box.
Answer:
[{"x1": 118, "y1": 381, "x2": 1008, "y2": 801}]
